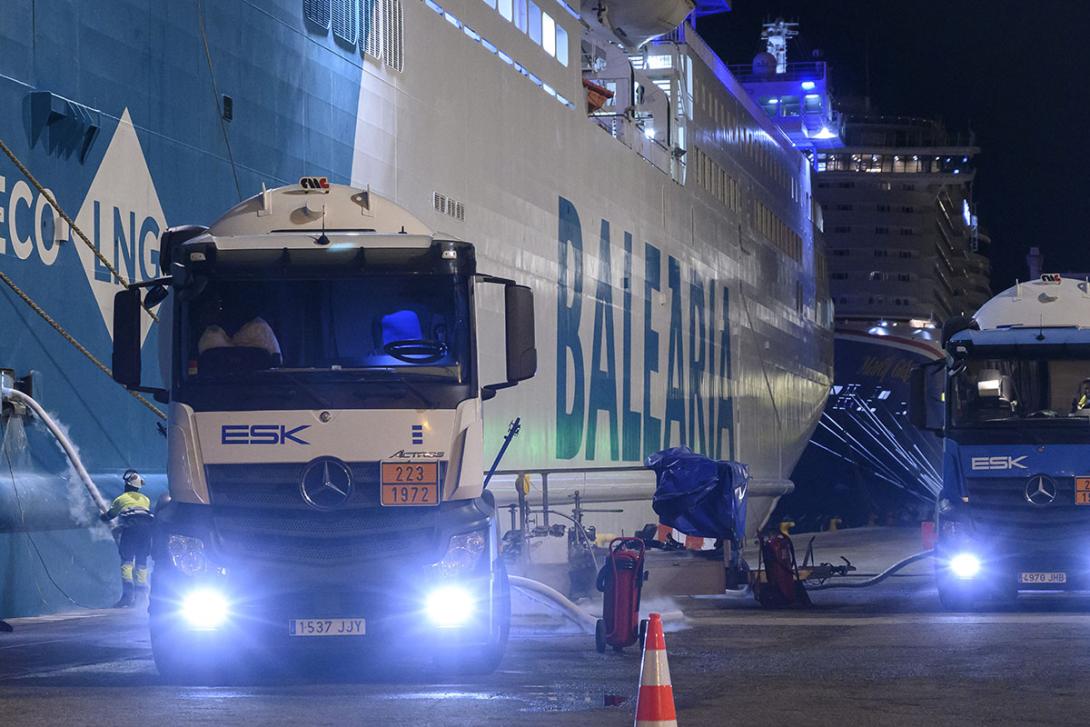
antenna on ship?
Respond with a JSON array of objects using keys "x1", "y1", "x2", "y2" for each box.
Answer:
[{"x1": 761, "y1": 18, "x2": 799, "y2": 74}]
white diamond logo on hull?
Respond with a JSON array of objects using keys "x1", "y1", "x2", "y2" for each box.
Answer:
[{"x1": 74, "y1": 108, "x2": 166, "y2": 344}]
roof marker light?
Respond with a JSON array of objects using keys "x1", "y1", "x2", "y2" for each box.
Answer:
[{"x1": 801, "y1": 81, "x2": 816, "y2": 90}]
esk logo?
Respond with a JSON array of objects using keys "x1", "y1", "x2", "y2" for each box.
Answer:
[
  {"x1": 221, "y1": 424, "x2": 311, "y2": 445},
  {"x1": 970, "y1": 455, "x2": 1028, "y2": 471}
]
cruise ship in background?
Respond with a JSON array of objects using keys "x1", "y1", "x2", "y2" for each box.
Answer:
[
  {"x1": 736, "y1": 21, "x2": 991, "y2": 529},
  {"x1": 0, "y1": 1, "x2": 831, "y2": 616}
]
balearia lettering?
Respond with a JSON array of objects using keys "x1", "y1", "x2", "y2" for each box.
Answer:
[
  {"x1": 970, "y1": 455, "x2": 1028, "y2": 471},
  {"x1": 221, "y1": 424, "x2": 311, "y2": 445},
  {"x1": 556, "y1": 196, "x2": 735, "y2": 464},
  {"x1": 389, "y1": 450, "x2": 445, "y2": 459}
]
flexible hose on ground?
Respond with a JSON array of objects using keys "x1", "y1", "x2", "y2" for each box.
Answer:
[
  {"x1": 807, "y1": 549, "x2": 934, "y2": 590},
  {"x1": 509, "y1": 575, "x2": 687, "y2": 634},
  {"x1": 509, "y1": 575, "x2": 597, "y2": 633},
  {"x1": 1, "y1": 387, "x2": 109, "y2": 514}
]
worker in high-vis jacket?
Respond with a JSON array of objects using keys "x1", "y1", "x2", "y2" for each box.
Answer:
[{"x1": 100, "y1": 469, "x2": 154, "y2": 608}]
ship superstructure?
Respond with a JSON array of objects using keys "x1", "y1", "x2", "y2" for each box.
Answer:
[
  {"x1": 0, "y1": 0, "x2": 831, "y2": 615},
  {"x1": 737, "y1": 21, "x2": 991, "y2": 521}
]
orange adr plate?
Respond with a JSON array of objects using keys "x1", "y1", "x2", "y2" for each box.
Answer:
[
  {"x1": 381, "y1": 462, "x2": 439, "y2": 506},
  {"x1": 1077, "y1": 477, "x2": 1090, "y2": 505}
]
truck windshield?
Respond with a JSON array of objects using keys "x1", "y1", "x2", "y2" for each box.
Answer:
[
  {"x1": 951, "y1": 357, "x2": 1090, "y2": 426},
  {"x1": 180, "y1": 274, "x2": 471, "y2": 385}
]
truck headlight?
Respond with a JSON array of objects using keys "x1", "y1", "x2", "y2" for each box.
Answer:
[
  {"x1": 168, "y1": 535, "x2": 207, "y2": 576},
  {"x1": 949, "y1": 552, "x2": 981, "y2": 579},
  {"x1": 425, "y1": 585, "x2": 476, "y2": 628},
  {"x1": 182, "y1": 588, "x2": 230, "y2": 629},
  {"x1": 434, "y1": 530, "x2": 486, "y2": 575}
]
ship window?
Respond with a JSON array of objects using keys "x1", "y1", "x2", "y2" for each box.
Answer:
[
  {"x1": 900, "y1": 228, "x2": 914, "y2": 236},
  {"x1": 513, "y1": 0, "x2": 528, "y2": 31},
  {"x1": 556, "y1": 24, "x2": 569, "y2": 66},
  {"x1": 876, "y1": 203, "x2": 890, "y2": 212},
  {"x1": 304, "y1": 0, "x2": 331, "y2": 29},
  {"x1": 542, "y1": 12, "x2": 556, "y2": 56},
  {"x1": 875, "y1": 226, "x2": 889, "y2": 234},
  {"x1": 780, "y1": 96, "x2": 800, "y2": 117},
  {"x1": 332, "y1": 0, "x2": 357, "y2": 43},
  {"x1": 382, "y1": 0, "x2": 404, "y2": 72},
  {"x1": 528, "y1": 1, "x2": 542, "y2": 43},
  {"x1": 498, "y1": 0, "x2": 513, "y2": 21}
]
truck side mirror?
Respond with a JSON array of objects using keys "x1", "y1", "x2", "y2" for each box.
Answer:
[
  {"x1": 504, "y1": 284, "x2": 536, "y2": 383},
  {"x1": 112, "y1": 286, "x2": 169, "y2": 401},
  {"x1": 112, "y1": 288, "x2": 143, "y2": 389},
  {"x1": 909, "y1": 361, "x2": 945, "y2": 434}
]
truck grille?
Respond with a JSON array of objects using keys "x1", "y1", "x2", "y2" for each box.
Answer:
[
  {"x1": 211, "y1": 507, "x2": 440, "y2": 564},
  {"x1": 966, "y1": 476, "x2": 1090, "y2": 545},
  {"x1": 206, "y1": 462, "x2": 382, "y2": 509},
  {"x1": 204, "y1": 462, "x2": 447, "y2": 564}
]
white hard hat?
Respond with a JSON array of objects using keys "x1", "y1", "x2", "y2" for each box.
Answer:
[{"x1": 123, "y1": 469, "x2": 144, "y2": 489}]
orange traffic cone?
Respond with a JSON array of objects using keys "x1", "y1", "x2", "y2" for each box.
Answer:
[{"x1": 634, "y1": 612, "x2": 677, "y2": 727}]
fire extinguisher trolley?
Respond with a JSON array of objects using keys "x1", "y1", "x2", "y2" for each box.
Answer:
[{"x1": 595, "y1": 537, "x2": 649, "y2": 653}]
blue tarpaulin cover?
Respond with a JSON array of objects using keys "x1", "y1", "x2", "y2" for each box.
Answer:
[{"x1": 645, "y1": 447, "x2": 748, "y2": 542}]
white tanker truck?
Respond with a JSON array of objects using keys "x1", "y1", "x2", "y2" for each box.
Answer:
[{"x1": 112, "y1": 179, "x2": 537, "y2": 678}]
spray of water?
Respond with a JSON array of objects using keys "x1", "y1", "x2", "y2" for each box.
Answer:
[
  {"x1": 40, "y1": 410, "x2": 113, "y2": 539},
  {"x1": 0, "y1": 401, "x2": 112, "y2": 538}
]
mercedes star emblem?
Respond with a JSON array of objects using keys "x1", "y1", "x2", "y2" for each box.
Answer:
[
  {"x1": 1024, "y1": 475, "x2": 1057, "y2": 506},
  {"x1": 300, "y1": 458, "x2": 353, "y2": 510}
]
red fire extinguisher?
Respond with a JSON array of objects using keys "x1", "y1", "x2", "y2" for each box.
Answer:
[{"x1": 595, "y1": 537, "x2": 649, "y2": 653}]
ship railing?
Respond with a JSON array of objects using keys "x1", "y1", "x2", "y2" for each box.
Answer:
[{"x1": 487, "y1": 464, "x2": 793, "y2": 530}]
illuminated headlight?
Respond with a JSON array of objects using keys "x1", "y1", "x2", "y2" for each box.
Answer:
[
  {"x1": 182, "y1": 589, "x2": 230, "y2": 629},
  {"x1": 425, "y1": 585, "x2": 475, "y2": 629},
  {"x1": 949, "y1": 552, "x2": 981, "y2": 579},
  {"x1": 434, "y1": 530, "x2": 486, "y2": 575},
  {"x1": 168, "y1": 535, "x2": 207, "y2": 576}
]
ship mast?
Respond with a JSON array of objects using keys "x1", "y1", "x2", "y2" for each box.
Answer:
[{"x1": 761, "y1": 18, "x2": 798, "y2": 74}]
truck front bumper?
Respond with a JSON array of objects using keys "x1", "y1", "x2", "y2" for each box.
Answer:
[{"x1": 149, "y1": 498, "x2": 504, "y2": 656}]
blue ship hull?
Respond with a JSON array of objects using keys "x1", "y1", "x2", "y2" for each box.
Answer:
[{"x1": 1, "y1": 0, "x2": 367, "y2": 615}]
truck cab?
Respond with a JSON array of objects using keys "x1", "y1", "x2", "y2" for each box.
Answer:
[
  {"x1": 913, "y1": 276, "x2": 1090, "y2": 610},
  {"x1": 111, "y1": 181, "x2": 536, "y2": 678}
]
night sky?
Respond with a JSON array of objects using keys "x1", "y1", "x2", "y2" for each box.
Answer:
[{"x1": 695, "y1": 1, "x2": 1090, "y2": 289}]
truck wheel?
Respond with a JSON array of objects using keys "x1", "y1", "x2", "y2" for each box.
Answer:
[
  {"x1": 936, "y1": 580, "x2": 985, "y2": 612},
  {"x1": 150, "y1": 615, "x2": 247, "y2": 684},
  {"x1": 150, "y1": 619, "x2": 218, "y2": 684},
  {"x1": 595, "y1": 619, "x2": 606, "y2": 653}
]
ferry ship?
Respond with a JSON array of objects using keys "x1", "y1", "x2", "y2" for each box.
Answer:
[
  {"x1": 0, "y1": 0, "x2": 831, "y2": 616},
  {"x1": 734, "y1": 23, "x2": 989, "y2": 527}
]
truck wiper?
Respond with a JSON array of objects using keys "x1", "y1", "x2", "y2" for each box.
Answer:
[
  {"x1": 354, "y1": 369, "x2": 435, "y2": 408},
  {"x1": 205, "y1": 369, "x2": 331, "y2": 408}
]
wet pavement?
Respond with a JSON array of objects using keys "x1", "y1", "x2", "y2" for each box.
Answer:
[{"x1": 3, "y1": 527, "x2": 1090, "y2": 726}]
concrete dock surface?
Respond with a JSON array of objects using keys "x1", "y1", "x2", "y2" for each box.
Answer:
[{"x1": 3, "y1": 527, "x2": 1089, "y2": 726}]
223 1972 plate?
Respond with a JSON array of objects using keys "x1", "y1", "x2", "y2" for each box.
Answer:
[{"x1": 381, "y1": 461, "x2": 440, "y2": 506}]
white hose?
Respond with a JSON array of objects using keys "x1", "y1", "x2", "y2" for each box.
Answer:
[
  {"x1": 509, "y1": 575, "x2": 597, "y2": 633},
  {"x1": 2, "y1": 387, "x2": 109, "y2": 514}
]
